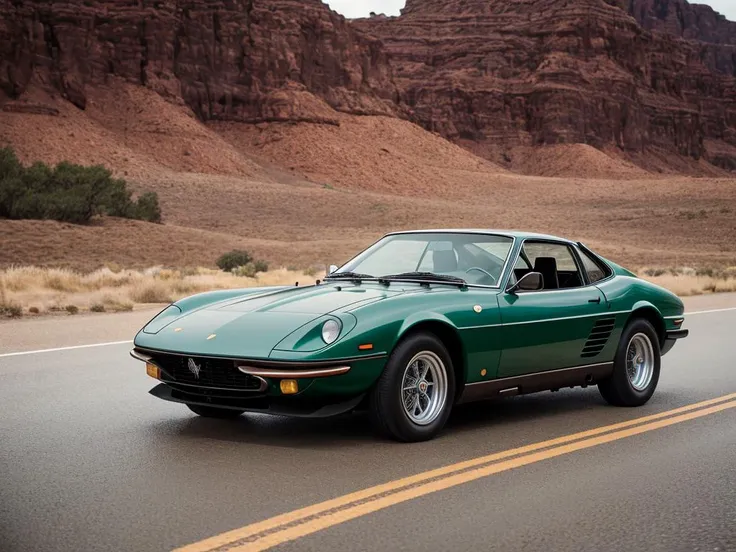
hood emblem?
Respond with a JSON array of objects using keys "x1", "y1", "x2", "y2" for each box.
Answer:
[
  {"x1": 187, "y1": 358, "x2": 202, "y2": 379},
  {"x1": 174, "y1": 328, "x2": 183, "y2": 332},
  {"x1": 207, "y1": 333, "x2": 216, "y2": 340}
]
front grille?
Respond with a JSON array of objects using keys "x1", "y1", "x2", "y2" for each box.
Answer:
[{"x1": 152, "y1": 354, "x2": 264, "y2": 391}]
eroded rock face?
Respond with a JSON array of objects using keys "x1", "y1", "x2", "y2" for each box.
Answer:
[
  {"x1": 357, "y1": 0, "x2": 736, "y2": 168},
  {"x1": 615, "y1": 0, "x2": 736, "y2": 45},
  {"x1": 0, "y1": 0, "x2": 398, "y2": 122}
]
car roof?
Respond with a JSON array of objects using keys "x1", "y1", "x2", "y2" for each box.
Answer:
[{"x1": 385, "y1": 229, "x2": 577, "y2": 244}]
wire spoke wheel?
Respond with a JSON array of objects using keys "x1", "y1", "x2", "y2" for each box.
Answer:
[
  {"x1": 400, "y1": 351, "x2": 448, "y2": 426},
  {"x1": 626, "y1": 333, "x2": 655, "y2": 391}
]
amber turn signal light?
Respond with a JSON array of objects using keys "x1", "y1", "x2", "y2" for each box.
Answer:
[
  {"x1": 146, "y1": 362, "x2": 160, "y2": 380},
  {"x1": 280, "y1": 379, "x2": 299, "y2": 395},
  {"x1": 358, "y1": 343, "x2": 374, "y2": 351}
]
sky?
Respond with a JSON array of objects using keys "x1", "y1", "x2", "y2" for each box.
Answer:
[{"x1": 325, "y1": 0, "x2": 736, "y2": 21}]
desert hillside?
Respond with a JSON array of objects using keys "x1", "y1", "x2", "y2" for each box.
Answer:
[{"x1": 0, "y1": 0, "x2": 735, "y2": 274}]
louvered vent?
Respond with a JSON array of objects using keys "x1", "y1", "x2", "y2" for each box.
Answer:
[{"x1": 581, "y1": 317, "x2": 616, "y2": 358}]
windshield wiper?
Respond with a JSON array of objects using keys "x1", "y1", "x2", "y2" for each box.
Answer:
[
  {"x1": 324, "y1": 271, "x2": 375, "y2": 281},
  {"x1": 378, "y1": 272, "x2": 467, "y2": 286}
]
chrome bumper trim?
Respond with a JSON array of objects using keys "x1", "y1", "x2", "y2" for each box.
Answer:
[{"x1": 237, "y1": 365, "x2": 351, "y2": 379}]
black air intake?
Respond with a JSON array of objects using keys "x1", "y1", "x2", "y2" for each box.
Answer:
[{"x1": 581, "y1": 317, "x2": 616, "y2": 358}]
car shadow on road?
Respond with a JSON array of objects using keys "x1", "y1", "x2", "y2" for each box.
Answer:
[{"x1": 146, "y1": 387, "x2": 681, "y2": 450}]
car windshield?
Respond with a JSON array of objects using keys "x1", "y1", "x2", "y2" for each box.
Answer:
[{"x1": 332, "y1": 233, "x2": 514, "y2": 286}]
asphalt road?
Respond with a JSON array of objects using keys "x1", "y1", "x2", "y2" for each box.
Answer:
[{"x1": 1, "y1": 307, "x2": 735, "y2": 552}]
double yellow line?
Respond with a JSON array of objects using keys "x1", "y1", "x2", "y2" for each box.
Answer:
[{"x1": 176, "y1": 393, "x2": 736, "y2": 552}]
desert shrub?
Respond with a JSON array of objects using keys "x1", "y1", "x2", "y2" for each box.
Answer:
[
  {"x1": 29, "y1": 306, "x2": 40, "y2": 314},
  {"x1": 217, "y1": 250, "x2": 253, "y2": 272},
  {"x1": 133, "y1": 191, "x2": 162, "y2": 223},
  {"x1": 233, "y1": 261, "x2": 269, "y2": 278},
  {"x1": 1, "y1": 302, "x2": 23, "y2": 318},
  {"x1": 65, "y1": 305, "x2": 79, "y2": 315},
  {"x1": 90, "y1": 304, "x2": 105, "y2": 313},
  {"x1": 129, "y1": 282, "x2": 173, "y2": 303},
  {"x1": 0, "y1": 147, "x2": 162, "y2": 224},
  {"x1": 253, "y1": 260, "x2": 269, "y2": 273},
  {"x1": 233, "y1": 263, "x2": 258, "y2": 278}
]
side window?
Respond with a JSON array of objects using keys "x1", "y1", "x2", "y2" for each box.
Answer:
[
  {"x1": 522, "y1": 242, "x2": 584, "y2": 290},
  {"x1": 577, "y1": 247, "x2": 610, "y2": 283}
]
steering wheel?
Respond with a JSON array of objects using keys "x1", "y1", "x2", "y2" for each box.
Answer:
[{"x1": 465, "y1": 267, "x2": 497, "y2": 284}]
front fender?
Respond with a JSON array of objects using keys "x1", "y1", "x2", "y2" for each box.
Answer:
[{"x1": 397, "y1": 311, "x2": 458, "y2": 339}]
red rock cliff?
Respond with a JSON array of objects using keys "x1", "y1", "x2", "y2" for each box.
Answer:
[
  {"x1": 357, "y1": 0, "x2": 736, "y2": 170},
  {"x1": 0, "y1": 0, "x2": 398, "y2": 122}
]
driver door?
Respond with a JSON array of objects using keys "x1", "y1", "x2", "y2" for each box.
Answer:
[{"x1": 497, "y1": 240, "x2": 609, "y2": 378}]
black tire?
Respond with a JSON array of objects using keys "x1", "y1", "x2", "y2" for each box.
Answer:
[
  {"x1": 599, "y1": 318, "x2": 661, "y2": 407},
  {"x1": 369, "y1": 332, "x2": 456, "y2": 442},
  {"x1": 186, "y1": 404, "x2": 245, "y2": 419}
]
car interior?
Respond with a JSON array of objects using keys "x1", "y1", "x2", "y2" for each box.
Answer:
[
  {"x1": 512, "y1": 242, "x2": 585, "y2": 290},
  {"x1": 421, "y1": 240, "x2": 506, "y2": 285}
]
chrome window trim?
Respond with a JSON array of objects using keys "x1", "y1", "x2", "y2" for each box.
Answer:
[
  {"x1": 575, "y1": 242, "x2": 616, "y2": 286},
  {"x1": 502, "y1": 237, "x2": 601, "y2": 293}
]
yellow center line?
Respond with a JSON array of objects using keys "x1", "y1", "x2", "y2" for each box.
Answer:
[{"x1": 175, "y1": 393, "x2": 736, "y2": 552}]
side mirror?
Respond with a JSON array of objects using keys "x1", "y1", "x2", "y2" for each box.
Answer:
[
  {"x1": 328, "y1": 264, "x2": 338, "y2": 275},
  {"x1": 508, "y1": 272, "x2": 543, "y2": 293}
]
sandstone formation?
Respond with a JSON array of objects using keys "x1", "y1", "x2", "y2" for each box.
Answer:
[
  {"x1": 0, "y1": 0, "x2": 734, "y2": 173},
  {"x1": 0, "y1": 0, "x2": 398, "y2": 124},
  {"x1": 356, "y1": 0, "x2": 736, "y2": 170}
]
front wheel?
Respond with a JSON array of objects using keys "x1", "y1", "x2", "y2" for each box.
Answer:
[
  {"x1": 599, "y1": 318, "x2": 661, "y2": 407},
  {"x1": 186, "y1": 404, "x2": 245, "y2": 419},
  {"x1": 369, "y1": 333, "x2": 455, "y2": 442}
]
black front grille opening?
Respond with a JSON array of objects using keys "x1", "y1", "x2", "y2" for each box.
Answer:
[
  {"x1": 153, "y1": 354, "x2": 264, "y2": 391},
  {"x1": 581, "y1": 318, "x2": 616, "y2": 358}
]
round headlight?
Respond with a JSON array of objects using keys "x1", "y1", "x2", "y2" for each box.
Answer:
[{"x1": 321, "y1": 319, "x2": 341, "y2": 344}]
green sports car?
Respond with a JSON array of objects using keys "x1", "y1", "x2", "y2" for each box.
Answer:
[{"x1": 131, "y1": 230, "x2": 688, "y2": 442}]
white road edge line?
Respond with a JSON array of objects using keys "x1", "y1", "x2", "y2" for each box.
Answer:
[
  {"x1": 685, "y1": 307, "x2": 736, "y2": 316},
  {"x1": 0, "y1": 340, "x2": 133, "y2": 359},
  {"x1": 0, "y1": 306, "x2": 735, "y2": 358}
]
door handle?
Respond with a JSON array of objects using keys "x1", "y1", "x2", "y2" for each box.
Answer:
[{"x1": 588, "y1": 297, "x2": 601, "y2": 304}]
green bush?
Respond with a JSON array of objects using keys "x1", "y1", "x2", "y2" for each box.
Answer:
[
  {"x1": 233, "y1": 263, "x2": 258, "y2": 278},
  {"x1": 217, "y1": 250, "x2": 253, "y2": 272},
  {"x1": 0, "y1": 147, "x2": 162, "y2": 224},
  {"x1": 253, "y1": 260, "x2": 269, "y2": 273}
]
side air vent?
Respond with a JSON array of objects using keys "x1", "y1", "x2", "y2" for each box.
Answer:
[{"x1": 581, "y1": 317, "x2": 616, "y2": 358}]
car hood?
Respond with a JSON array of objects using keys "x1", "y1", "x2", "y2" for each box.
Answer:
[{"x1": 134, "y1": 284, "x2": 398, "y2": 358}]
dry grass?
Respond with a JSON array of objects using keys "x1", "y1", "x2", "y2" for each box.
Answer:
[
  {"x1": 638, "y1": 267, "x2": 736, "y2": 297},
  {"x1": 0, "y1": 266, "x2": 312, "y2": 316},
  {"x1": 3, "y1": 264, "x2": 735, "y2": 318}
]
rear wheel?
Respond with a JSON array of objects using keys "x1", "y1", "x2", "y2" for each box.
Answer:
[
  {"x1": 599, "y1": 318, "x2": 661, "y2": 407},
  {"x1": 186, "y1": 404, "x2": 245, "y2": 419},
  {"x1": 369, "y1": 333, "x2": 455, "y2": 442}
]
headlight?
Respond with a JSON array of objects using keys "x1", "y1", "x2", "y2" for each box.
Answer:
[{"x1": 321, "y1": 319, "x2": 341, "y2": 344}]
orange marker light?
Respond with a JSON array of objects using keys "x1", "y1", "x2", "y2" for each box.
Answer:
[
  {"x1": 280, "y1": 380, "x2": 299, "y2": 395},
  {"x1": 146, "y1": 363, "x2": 160, "y2": 380},
  {"x1": 358, "y1": 344, "x2": 374, "y2": 351}
]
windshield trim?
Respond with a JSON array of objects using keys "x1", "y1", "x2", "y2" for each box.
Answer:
[{"x1": 334, "y1": 232, "x2": 517, "y2": 290}]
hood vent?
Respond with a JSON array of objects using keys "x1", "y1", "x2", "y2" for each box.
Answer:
[{"x1": 581, "y1": 317, "x2": 616, "y2": 358}]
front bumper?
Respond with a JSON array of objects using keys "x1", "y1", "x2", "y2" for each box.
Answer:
[
  {"x1": 130, "y1": 347, "x2": 386, "y2": 416},
  {"x1": 662, "y1": 329, "x2": 689, "y2": 356},
  {"x1": 149, "y1": 383, "x2": 366, "y2": 418}
]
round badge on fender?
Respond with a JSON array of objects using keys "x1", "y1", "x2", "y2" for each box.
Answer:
[{"x1": 473, "y1": 305, "x2": 482, "y2": 313}]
